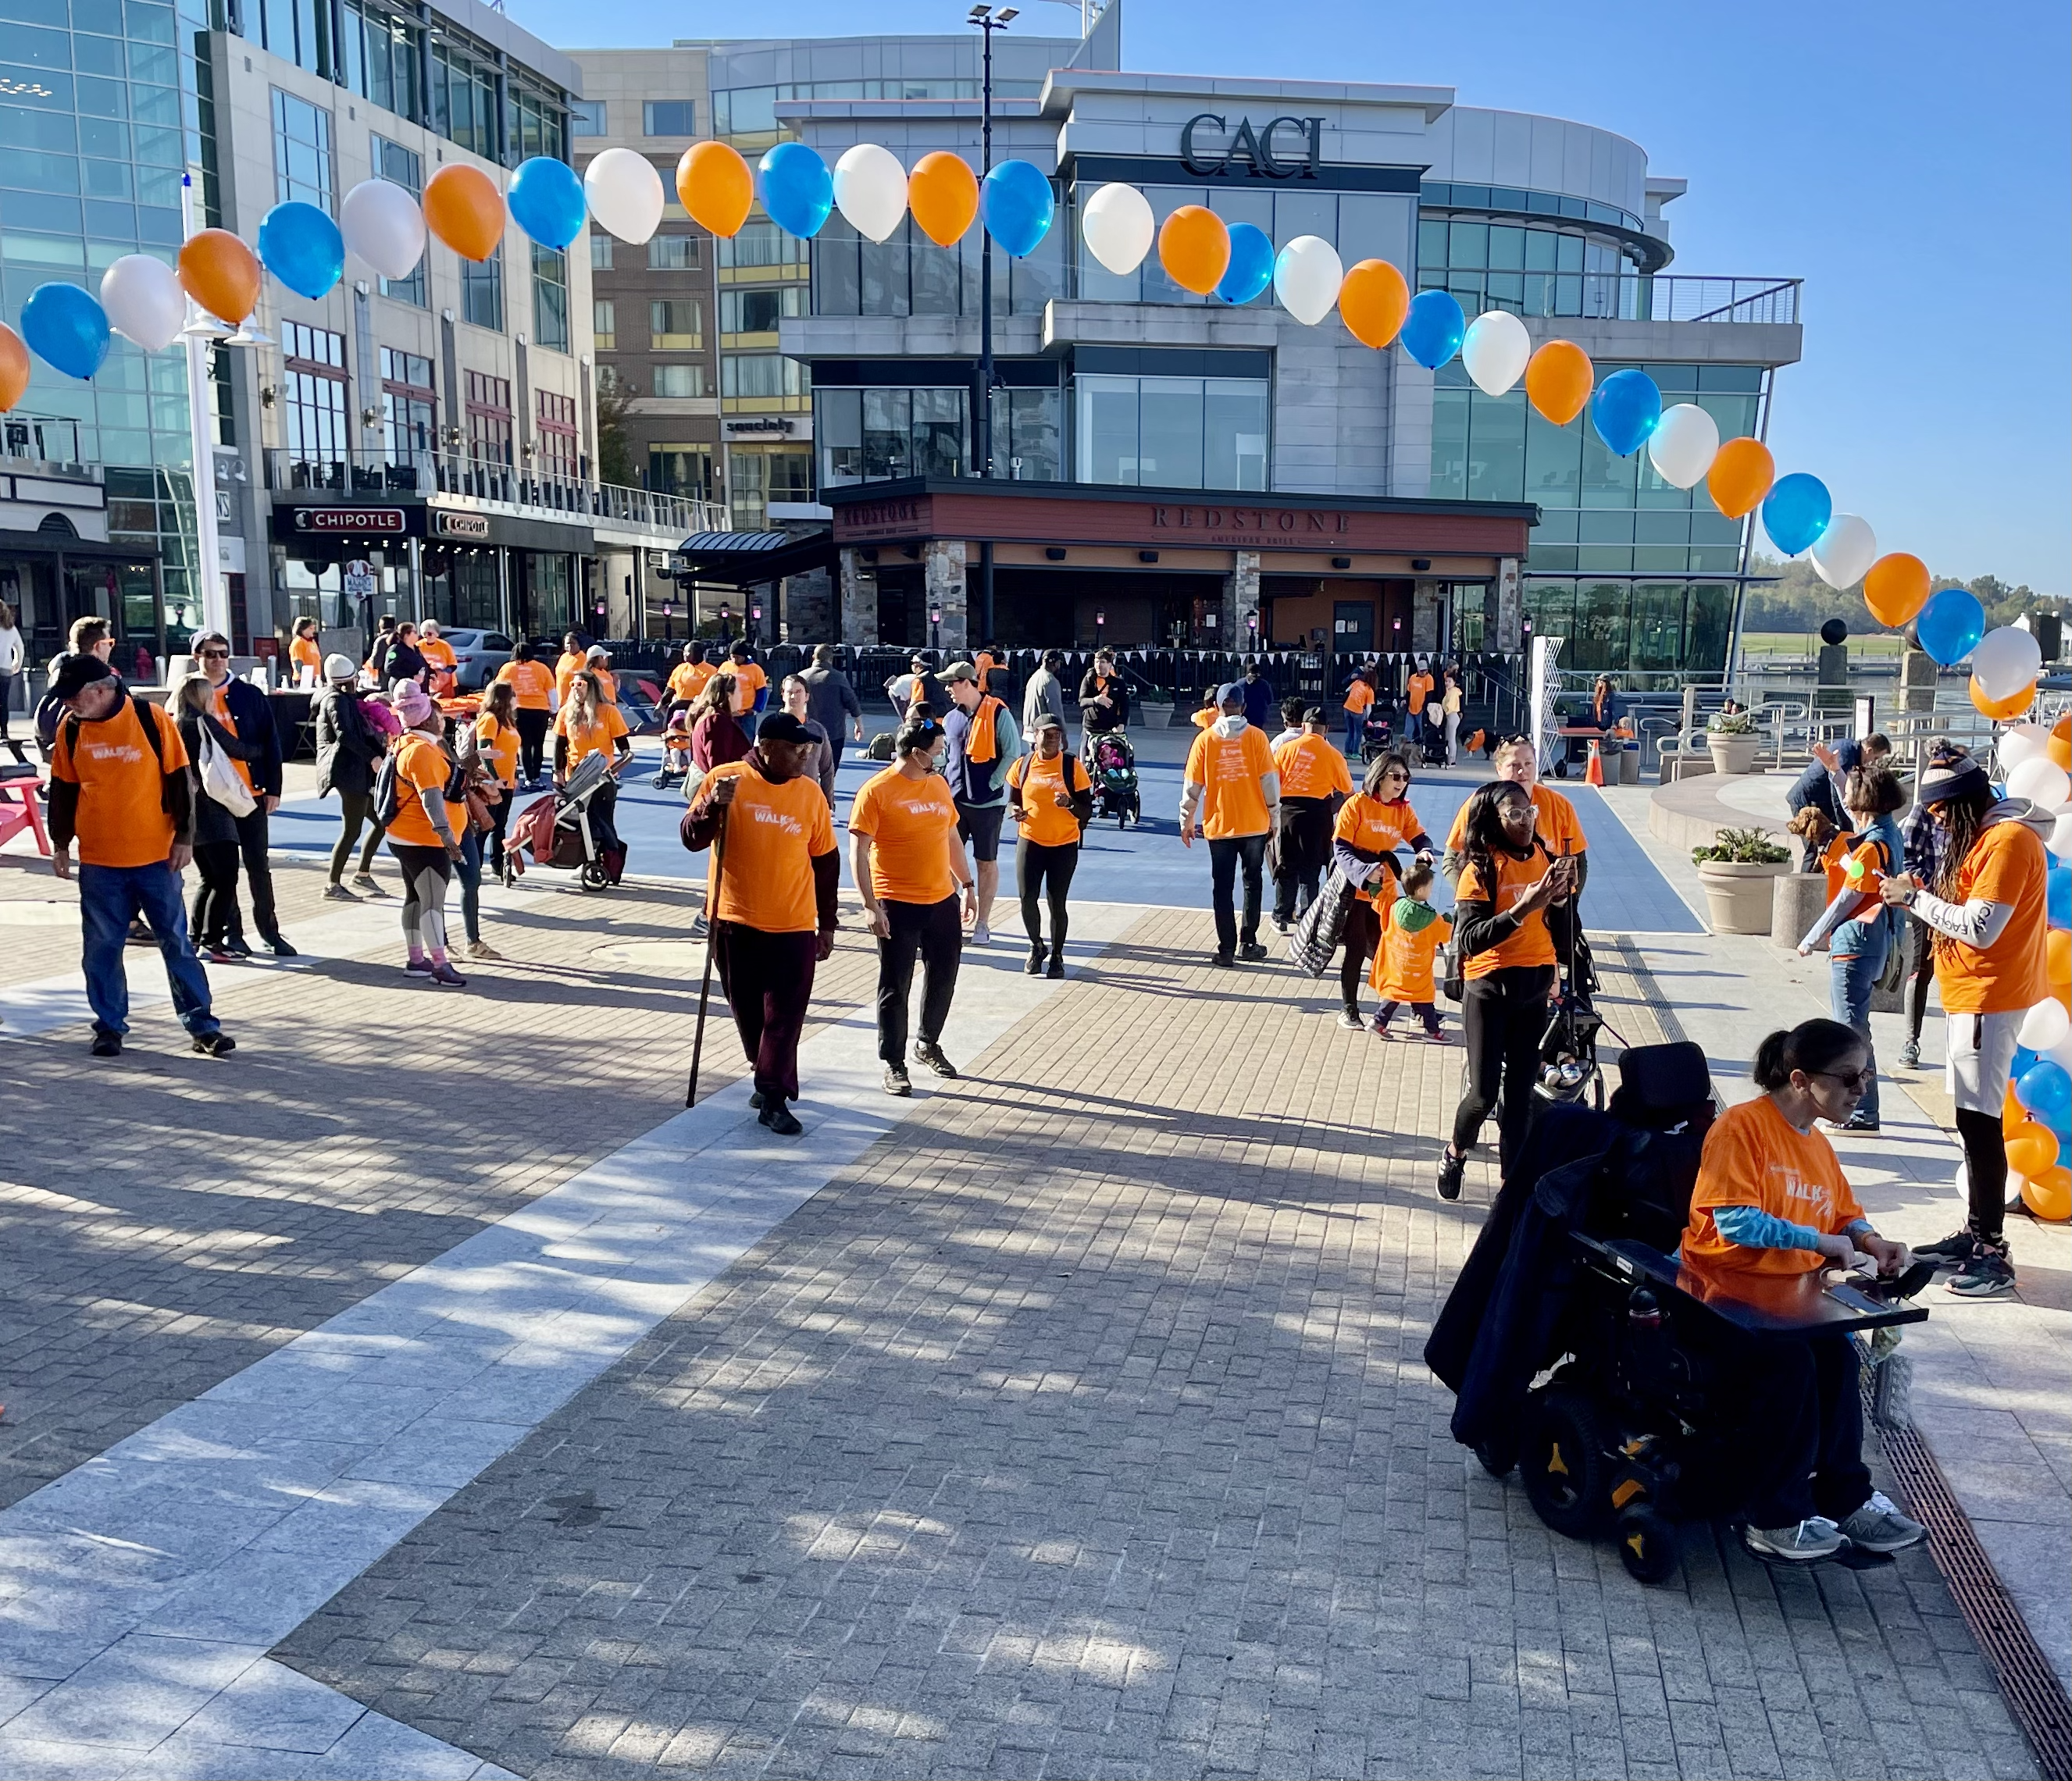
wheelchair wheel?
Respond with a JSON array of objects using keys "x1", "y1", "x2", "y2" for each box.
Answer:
[
  {"x1": 1521, "y1": 1384, "x2": 1610, "y2": 1539},
  {"x1": 1616, "y1": 1505, "x2": 1679, "y2": 1585},
  {"x1": 1475, "y1": 1436, "x2": 1516, "y2": 1478}
]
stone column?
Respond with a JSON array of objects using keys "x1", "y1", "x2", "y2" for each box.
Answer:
[
  {"x1": 1412, "y1": 579, "x2": 1441, "y2": 652},
  {"x1": 1495, "y1": 557, "x2": 1522, "y2": 652},
  {"x1": 924, "y1": 538, "x2": 968, "y2": 654},
  {"x1": 1218, "y1": 550, "x2": 1259, "y2": 653},
  {"x1": 838, "y1": 548, "x2": 877, "y2": 645}
]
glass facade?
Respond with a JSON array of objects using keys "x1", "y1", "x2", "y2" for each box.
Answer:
[
  {"x1": 1416, "y1": 216, "x2": 1634, "y2": 322},
  {"x1": 814, "y1": 210, "x2": 1065, "y2": 319},
  {"x1": 1074, "y1": 376, "x2": 1268, "y2": 491},
  {"x1": 712, "y1": 77, "x2": 1040, "y2": 141},
  {"x1": 271, "y1": 86, "x2": 332, "y2": 208}
]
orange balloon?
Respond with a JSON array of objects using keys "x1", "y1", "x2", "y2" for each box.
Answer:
[
  {"x1": 2049, "y1": 713, "x2": 2072, "y2": 774},
  {"x1": 0, "y1": 323, "x2": 27, "y2": 412},
  {"x1": 1339, "y1": 258, "x2": 1409, "y2": 349},
  {"x1": 423, "y1": 164, "x2": 505, "y2": 262},
  {"x1": 676, "y1": 141, "x2": 753, "y2": 239},
  {"x1": 2004, "y1": 1081, "x2": 2028, "y2": 1135},
  {"x1": 1706, "y1": 436, "x2": 1775, "y2": 519},
  {"x1": 1863, "y1": 552, "x2": 1930, "y2": 629},
  {"x1": 2023, "y1": 1167, "x2": 2072, "y2": 1220},
  {"x1": 908, "y1": 152, "x2": 978, "y2": 248},
  {"x1": 2006, "y1": 1120, "x2": 2060, "y2": 1181},
  {"x1": 1157, "y1": 205, "x2": 1229, "y2": 297},
  {"x1": 1523, "y1": 340, "x2": 1592, "y2": 426},
  {"x1": 1970, "y1": 676, "x2": 2035, "y2": 721},
  {"x1": 177, "y1": 229, "x2": 261, "y2": 325},
  {"x1": 2049, "y1": 928, "x2": 2071, "y2": 987}
]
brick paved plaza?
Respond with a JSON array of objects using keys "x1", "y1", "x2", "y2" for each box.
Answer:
[{"x1": 0, "y1": 793, "x2": 2060, "y2": 1779}]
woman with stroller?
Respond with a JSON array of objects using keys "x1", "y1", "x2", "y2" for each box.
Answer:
[
  {"x1": 493, "y1": 643, "x2": 558, "y2": 789},
  {"x1": 1078, "y1": 649, "x2": 1129, "y2": 753},
  {"x1": 1682, "y1": 1017, "x2": 1924, "y2": 1562},
  {"x1": 1005, "y1": 713, "x2": 1093, "y2": 977},
  {"x1": 1435, "y1": 778, "x2": 1575, "y2": 1201},
  {"x1": 1878, "y1": 755, "x2": 2049, "y2": 1298},
  {"x1": 316, "y1": 653, "x2": 391, "y2": 899},
  {"x1": 1330, "y1": 753, "x2": 1435, "y2": 1028},
  {"x1": 172, "y1": 671, "x2": 261, "y2": 963},
  {"x1": 385, "y1": 682, "x2": 468, "y2": 989},
  {"x1": 553, "y1": 671, "x2": 632, "y2": 862},
  {"x1": 1823, "y1": 762, "x2": 1907, "y2": 1134}
]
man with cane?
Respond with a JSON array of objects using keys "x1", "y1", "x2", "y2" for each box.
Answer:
[{"x1": 680, "y1": 712, "x2": 839, "y2": 1135}]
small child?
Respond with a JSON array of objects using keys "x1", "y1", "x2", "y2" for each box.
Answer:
[
  {"x1": 653, "y1": 708, "x2": 694, "y2": 788},
  {"x1": 1371, "y1": 863, "x2": 1452, "y2": 1042}
]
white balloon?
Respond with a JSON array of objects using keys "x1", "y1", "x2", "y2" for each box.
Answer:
[
  {"x1": 1647, "y1": 403, "x2": 1721, "y2": 489},
  {"x1": 583, "y1": 147, "x2": 665, "y2": 245},
  {"x1": 98, "y1": 255, "x2": 185, "y2": 351},
  {"x1": 1999, "y1": 722, "x2": 2054, "y2": 770},
  {"x1": 1974, "y1": 625, "x2": 2045, "y2": 702},
  {"x1": 2052, "y1": 812, "x2": 2072, "y2": 864},
  {"x1": 1810, "y1": 513, "x2": 1878, "y2": 590},
  {"x1": 1080, "y1": 182, "x2": 1154, "y2": 276},
  {"x1": 340, "y1": 179, "x2": 426, "y2": 281},
  {"x1": 2046, "y1": 1027, "x2": 2072, "y2": 1070},
  {"x1": 833, "y1": 143, "x2": 907, "y2": 244},
  {"x1": 2006, "y1": 756, "x2": 2070, "y2": 809},
  {"x1": 2019, "y1": 998, "x2": 2071, "y2": 1053},
  {"x1": 1273, "y1": 235, "x2": 1343, "y2": 327},
  {"x1": 1460, "y1": 309, "x2": 1531, "y2": 397}
]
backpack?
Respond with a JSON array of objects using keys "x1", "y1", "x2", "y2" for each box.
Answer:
[{"x1": 372, "y1": 743, "x2": 405, "y2": 828}]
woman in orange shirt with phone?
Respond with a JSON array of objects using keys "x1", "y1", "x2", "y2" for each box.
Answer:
[{"x1": 1436, "y1": 779, "x2": 1575, "y2": 1199}]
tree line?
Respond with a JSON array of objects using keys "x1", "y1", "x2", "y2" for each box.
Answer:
[{"x1": 1743, "y1": 554, "x2": 2065, "y2": 637}]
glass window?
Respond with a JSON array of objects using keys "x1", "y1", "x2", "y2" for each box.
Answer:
[
  {"x1": 816, "y1": 387, "x2": 861, "y2": 486},
  {"x1": 911, "y1": 221, "x2": 960, "y2": 315},
  {"x1": 648, "y1": 444, "x2": 713, "y2": 500},
  {"x1": 592, "y1": 299, "x2": 614, "y2": 351},
  {"x1": 719, "y1": 221, "x2": 804, "y2": 272},
  {"x1": 1429, "y1": 383, "x2": 1468, "y2": 499},
  {"x1": 1468, "y1": 390, "x2": 1526, "y2": 503},
  {"x1": 1075, "y1": 374, "x2": 1137, "y2": 484},
  {"x1": 1447, "y1": 220, "x2": 1487, "y2": 269},
  {"x1": 647, "y1": 233, "x2": 700, "y2": 270},
  {"x1": 913, "y1": 387, "x2": 964, "y2": 478},
  {"x1": 1139, "y1": 378, "x2": 1204, "y2": 487},
  {"x1": 1003, "y1": 386, "x2": 1060, "y2": 482},
  {"x1": 652, "y1": 364, "x2": 704, "y2": 397},
  {"x1": 461, "y1": 246, "x2": 501, "y2": 330},
  {"x1": 281, "y1": 319, "x2": 347, "y2": 470},
  {"x1": 861, "y1": 228, "x2": 911, "y2": 317},
  {"x1": 590, "y1": 233, "x2": 612, "y2": 270},
  {"x1": 1204, "y1": 378, "x2": 1267, "y2": 490},
  {"x1": 531, "y1": 242, "x2": 568, "y2": 351},
  {"x1": 648, "y1": 299, "x2": 701, "y2": 347},
  {"x1": 721, "y1": 354, "x2": 803, "y2": 400},
  {"x1": 1524, "y1": 578, "x2": 1575, "y2": 641},
  {"x1": 535, "y1": 389, "x2": 578, "y2": 477},
  {"x1": 861, "y1": 387, "x2": 909, "y2": 479},
  {"x1": 1687, "y1": 583, "x2": 1732, "y2": 674},
  {"x1": 341, "y1": 0, "x2": 419, "y2": 119},
  {"x1": 1524, "y1": 406, "x2": 1581, "y2": 509},
  {"x1": 1071, "y1": 374, "x2": 1268, "y2": 491},
  {"x1": 465, "y1": 369, "x2": 510, "y2": 465},
  {"x1": 642, "y1": 99, "x2": 696, "y2": 136},
  {"x1": 569, "y1": 98, "x2": 604, "y2": 135},
  {"x1": 721, "y1": 286, "x2": 801, "y2": 333},
  {"x1": 271, "y1": 87, "x2": 333, "y2": 212}
]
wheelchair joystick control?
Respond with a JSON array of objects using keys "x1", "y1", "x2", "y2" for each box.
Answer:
[{"x1": 1627, "y1": 1288, "x2": 1663, "y2": 1330}]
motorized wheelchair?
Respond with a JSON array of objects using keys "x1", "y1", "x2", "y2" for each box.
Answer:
[{"x1": 1427, "y1": 1041, "x2": 1929, "y2": 1584}]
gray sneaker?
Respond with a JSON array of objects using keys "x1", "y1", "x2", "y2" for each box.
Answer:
[
  {"x1": 1742, "y1": 1516, "x2": 1845, "y2": 1562},
  {"x1": 1837, "y1": 1491, "x2": 1927, "y2": 1554}
]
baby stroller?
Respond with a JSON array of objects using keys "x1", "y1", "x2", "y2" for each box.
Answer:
[
  {"x1": 512, "y1": 751, "x2": 626, "y2": 891},
  {"x1": 1415, "y1": 717, "x2": 1451, "y2": 768},
  {"x1": 1085, "y1": 729, "x2": 1141, "y2": 828},
  {"x1": 1358, "y1": 711, "x2": 1396, "y2": 765},
  {"x1": 651, "y1": 709, "x2": 694, "y2": 789},
  {"x1": 1532, "y1": 927, "x2": 1604, "y2": 1110}
]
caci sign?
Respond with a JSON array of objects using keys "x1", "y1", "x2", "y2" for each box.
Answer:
[{"x1": 1179, "y1": 113, "x2": 1325, "y2": 180}]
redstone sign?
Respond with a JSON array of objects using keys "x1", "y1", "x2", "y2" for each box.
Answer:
[{"x1": 1150, "y1": 503, "x2": 1352, "y2": 544}]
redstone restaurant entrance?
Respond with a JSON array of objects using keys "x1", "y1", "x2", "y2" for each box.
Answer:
[{"x1": 823, "y1": 479, "x2": 1536, "y2": 654}]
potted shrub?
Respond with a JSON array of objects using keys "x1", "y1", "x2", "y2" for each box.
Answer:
[
  {"x1": 1693, "y1": 827, "x2": 1792, "y2": 934},
  {"x1": 1706, "y1": 709, "x2": 1760, "y2": 775}
]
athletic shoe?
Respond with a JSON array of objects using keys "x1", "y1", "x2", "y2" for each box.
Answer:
[
  {"x1": 883, "y1": 1064, "x2": 912, "y2": 1098},
  {"x1": 1837, "y1": 1492, "x2": 1927, "y2": 1554},
  {"x1": 914, "y1": 1040, "x2": 958, "y2": 1078},
  {"x1": 405, "y1": 957, "x2": 433, "y2": 975},
  {"x1": 90, "y1": 1030, "x2": 122, "y2": 1059},
  {"x1": 262, "y1": 933, "x2": 298, "y2": 958},
  {"x1": 1337, "y1": 1008, "x2": 1364, "y2": 1031},
  {"x1": 1422, "y1": 1028, "x2": 1450, "y2": 1044},
  {"x1": 203, "y1": 946, "x2": 235, "y2": 965},
  {"x1": 758, "y1": 1099, "x2": 803, "y2": 1137},
  {"x1": 1025, "y1": 946, "x2": 1045, "y2": 977},
  {"x1": 1272, "y1": 914, "x2": 1290, "y2": 932},
  {"x1": 465, "y1": 940, "x2": 503, "y2": 960},
  {"x1": 1238, "y1": 941, "x2": 1269, "y2": 961},
  {"x1": 223, "y1": 936, "x2": 254, "y2": 959},
  {"x1": 351, "y1": 873, "x2": 383, "y2": 893},
  {"x1": 748, "y1": 1090, "x2": 763, "y2": 1109},
  {"x1": 191, "y1": 1031, "x2": 236, "y2": 1057},
  {"x1": 1899, "y1": 1038, "x2": 1920, "y2": 1067},
  {"x1": 1210, "y1": 951, "x2": 1234, "y2": 968},
  {"x1": 1914, "y1": 1227, "x2": 1982, "y2": 1268},
  {"x1": 1947, "y1": 1245, "x2": 2016, "y2": 1298},
  {"x1": 1742, "y1": 1517, "x2": 1845, "y2": 1562},
  {"x1": 1047, "y1": 951, "x2": 1065, "y2": 979},
  {"x1": 972, "y1": 921, "x2": 990, "y2": 946},
  {"x1": 1838, "y1": 1112, "x2": 1880, "y2": 1133},
  {"x1": 1436, "y1": 1149, "x2": 1466, "y2": 1202},
  {"x1": 322, "y1": 882, "x2": 360, "y2": 903},
  {"x1": 426, "y1": 964, "x2": 468, "y2": 989}
]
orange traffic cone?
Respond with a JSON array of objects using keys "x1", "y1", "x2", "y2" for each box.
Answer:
[{"x1": 1585, "y1": 740, "x2": 1605, "y2": 787}]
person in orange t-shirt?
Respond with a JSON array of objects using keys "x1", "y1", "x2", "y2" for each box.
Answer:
[
  {"x1": 1678, "y1": 1017, "x2": 1923, "y2": 1562},
  {"x1": 1341, "y1": 671, "x2": 1376, "y2": 755},
  {"x1": 1370, "y1": 862, "x2": 1451, "y2": 1042},
  {"x1": 553, "y1": 632, "x2": 589, "y2": 707},
  {"x1": 47, "y1": 654, "x2": 230, "y2": 1058},
  {"x1": 1182, "y1": 682, "x2": 1281, "y2": 965},
  {"x1": 383, "y1": 681, "x2": 469, "y2": 988},
  {"x1": 1878, "y1": 757, "x2": 2049, "y2": 1298},
  {"x1": 682, "y1": 711, "x2": 840, "y2": 1134},
  {"x1": 1404, "y1": 661, "x2": 1435, "y2": 746},
  {"x1": 419, "y1": 621, "x2": 459, "y2": 696},
  {"x1": 1271, "y1": 707, "x2": 1353, "y2": 931},
  {"x1": 850, "y1": 716, "x2": 975, "y2": 1096},
  {"x1": 288, "y1": 618, "x2": 323, "y2": 687},
  {"x1": 1443, "y1": 736, "x2": 1589, "y2": 890},
  {"x1": 1331, "y1": 753, "x2": 1436, "y2": 1025},
  {"x1": 726, "y1": 640, "x2": 769, "y2": 735},
  {"x1": 494, "y1": 643, "x2": 559, "y2": 789},
  {"x1": 1005, "y1": 713, "x2": 1093, "y2": 977},
  {"x1": 1436, "y1": 779, "x2": 1576, "y2": 1198},
  {"x1": 665, "y1": 642, "x2": 717, "y2": 715}
]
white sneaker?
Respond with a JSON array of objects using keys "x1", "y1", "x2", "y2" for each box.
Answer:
[
  {"x1": 972, "y1": 921, "x2": 990, "y2": 946},
  {"x1": 1837, "y1": 1491, "x2": 1926, "y2": 1554},
  {"x1": 1742, "y1": 1516, "x2": 1845, "y2": 1562}
]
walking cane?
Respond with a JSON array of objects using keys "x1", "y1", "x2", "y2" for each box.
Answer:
[{"x1": 684, "y1": 800, "x2": 730, "y2": 1109}]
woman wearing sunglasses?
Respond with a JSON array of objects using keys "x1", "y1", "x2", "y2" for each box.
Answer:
[
  {"x1": 1330, "y1": 752, "x2": 1435, "y2": 1028},
  {"x1": 1679, "y1": 1017, "x2": 1924, "y2": 1564}
]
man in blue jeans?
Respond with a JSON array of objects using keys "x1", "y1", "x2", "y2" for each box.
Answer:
[{"x1": 46, "y1": 654, "x2": 234, "y2": 1060}]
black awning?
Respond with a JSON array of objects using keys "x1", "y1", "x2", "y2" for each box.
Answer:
[{"x1": 673, "y1": 527, "x2": 835, "y2": 586}]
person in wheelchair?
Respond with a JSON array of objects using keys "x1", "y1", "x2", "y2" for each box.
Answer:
[{"x1": 1685, "y1": 1017, "x2": 1927, "y2": 1562}]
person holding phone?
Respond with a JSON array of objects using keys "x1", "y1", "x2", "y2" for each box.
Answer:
[{"x1": 1436, "y1": 779, "x2": 1576, "y2": 1199}]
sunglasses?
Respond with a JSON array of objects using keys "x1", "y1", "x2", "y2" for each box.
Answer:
[
  {"x1": 200, "y1": 648, "x2": 230, "y2": 659},
  {"x1": 1813, "y1": 1067, "x2": 1874, "y2": 1092}
]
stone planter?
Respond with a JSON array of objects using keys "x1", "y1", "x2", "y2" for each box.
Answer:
[
  {"x1": 1698, "y1": 858, "x2": 1791, "y2": 934},
  {"x1": 1771, "y1": 868, "x2": 1833, "y2": 949},
  {"x1": 1707, "y1": 732, "x2": 1761, "y2": 775}
]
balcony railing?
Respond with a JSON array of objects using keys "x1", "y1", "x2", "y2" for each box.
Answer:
[
  {"x1": 1432, "y1": 273, "x2": 1801, "y2": 327},
  {"x1": 3, "y1": 415, "x2": 87, "y2": 468},
  {"x1": 263, "y1": 448, "x2": 726, "y2": 536}
]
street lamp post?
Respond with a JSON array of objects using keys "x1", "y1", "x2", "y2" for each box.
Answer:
[{"x1": 968, "y1": 3, "x2": 1016, "y2": 649}]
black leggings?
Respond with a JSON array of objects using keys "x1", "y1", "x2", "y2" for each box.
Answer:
[
  {"x1": 876, "y1": 893, "x2": 962, "y2": 1063},
  {"x1": 330, "y1": 789, "x2": 386, "y2": 883},
  {"x1": 1906, "y1": 916, "x2": 1936, "y2": 1042},
  {"x1": 189, "y1": 840, "x2": 241, "y2": 947},
  {"x1": 1340, "y1": 899, "x2": 1382, "y2": 1010},
  {"x1": 485, "y1": 789, "x2": 515, "y2": 874},
  {"x1": 515, "y1": 707, "x2": 551, "y2": 782},
  {"x1": 1017, "y1": 838, "x2": 1078, "y2": 950},
  {"x1": 1452, "y1": 963, "x2": 1556, "y2": 1171},
  {"x1": 1955, "y1": 1108, "x2": 2009, "y2": 1245}
]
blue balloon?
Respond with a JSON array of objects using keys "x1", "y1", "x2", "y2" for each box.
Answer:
[
  {"x1": 1400, "y1": 288, "x2": 1466, "y2": 369},
  {"x1": 758, "y1": 142, "x2": 832, "y2": 239},
  {"x1": 20, "y1": 283, "x2": 110, "y2": 380},
  {"x1": 2050, "y1": 865, "x2": 2072, "y2": 930},
  {"x1": 979, "y1": 159, "x2": 1054, "y2": 259},
  {"x1": 2017, "y1": 1058, "x2": 2072, "y2": 1126},
  {"x1": 1760, "y1": 471, "x2": 1833, "y2": 557},
  {"x1": 1916, "y1": 586, "x2": 1987, "y2": 667},
  {"x1": 1589, "y1": 368, "x2": 1663, "y2": 458},
  {"x1": 2013, "y1": 1045, "x2": 2042, "y2": 1081},
  {"x1": 1214, "y1": 223, "x2": 1274, "y2": 305},
  {"x1": 508, "y1": 155, "x2": 587, "y2": 250},
  {"x1": 256, "y1": 201, "x2": 344, "y2": 301}
]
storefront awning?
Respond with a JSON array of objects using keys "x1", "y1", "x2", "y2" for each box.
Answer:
[{"x1": 674, "y1": 528, "x2": 836, "y2": 586}]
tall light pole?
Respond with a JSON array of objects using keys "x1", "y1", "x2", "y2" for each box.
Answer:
[{"x1": 968, "y1": 3, "x2": 1015, "y2": 646}]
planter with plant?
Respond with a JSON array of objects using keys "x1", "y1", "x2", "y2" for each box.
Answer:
[
  {"x1": 1706, "y1": 710, "x2": 1761, "y2": 775},
  {"x1": 1693, "y1": 826, "x2": 1792, "y2": 933}
]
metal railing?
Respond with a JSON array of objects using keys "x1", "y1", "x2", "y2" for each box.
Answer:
[
  {"x1": 263, "y1": 449, "x2": 726, "y2": 536},
  {"x1": 2, "y1": 415, "x2": 87, "y2": 468},
  {"x1": 1457, "y1": 273, "x2": 1801, "y2": 328}
]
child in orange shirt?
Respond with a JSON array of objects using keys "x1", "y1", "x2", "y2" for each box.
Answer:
[{"x1": 1371, "y1": 862, "x2": 1451, "y2": 1041}]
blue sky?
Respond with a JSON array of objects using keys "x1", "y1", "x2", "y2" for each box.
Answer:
[{"x1": 534, "y1": 0, "x2": 2071, "y2": 597}]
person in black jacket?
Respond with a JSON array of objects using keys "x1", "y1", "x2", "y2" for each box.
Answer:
[
  {"x1": 315, "y1": 652, "x2": 388, "y2": 898},
  {"x1": 1077, "y1": 649, "x2": 1130, "y2": 741},
  {"x1": 173, "y1": 671, "x2": 263, "y2": 961},
  {"x1": 377, "y1": 621, "x2": 429, "y2": 690},
  {"x1": 191, "y1": 630, "x2": 294, "y2": 956}
]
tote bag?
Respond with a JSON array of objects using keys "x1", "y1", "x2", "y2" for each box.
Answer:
[{"x1": 197, "y1": 720, "x2": 256, "y2": 818}]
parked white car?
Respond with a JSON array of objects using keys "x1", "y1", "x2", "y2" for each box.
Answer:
[{"x1": 440, "y1": 629, "x2": 515, "y2": 690}]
